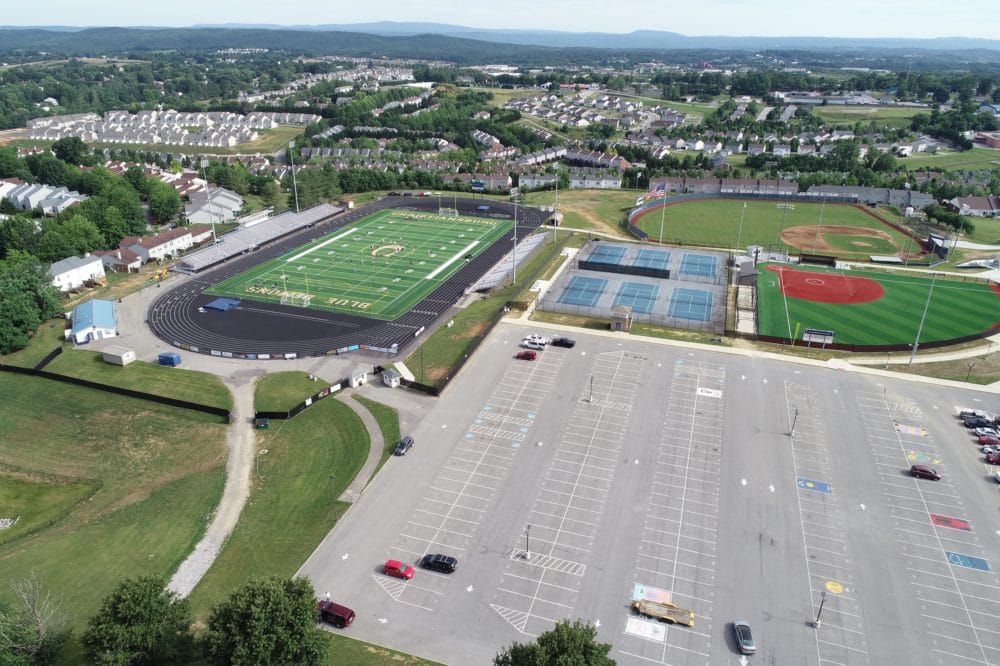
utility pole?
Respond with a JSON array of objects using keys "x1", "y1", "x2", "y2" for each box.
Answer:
[
  {"x1": 814, "y1": 590, "x2": 828, "y2": 628},
  {"x1": 201, "y1": 159, "x2": 216, "y2": 243},
  {"x1": 736, "y1": 201, "x2": 748, "y2": 255},
  {"x1": 288, "y1": 141, "x2": 300, "y2": 214},
  {"x1": 811, "y1": 196, "x2": 826, "y2": 253}
]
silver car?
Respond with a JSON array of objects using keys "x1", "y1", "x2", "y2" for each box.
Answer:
[{"x1": 733, "y1": 621, "x2": 756, "y2": 655}]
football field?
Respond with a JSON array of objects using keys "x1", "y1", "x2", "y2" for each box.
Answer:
[{"x1": 206, "y1": 208, "x2": 512, "y2": 320}]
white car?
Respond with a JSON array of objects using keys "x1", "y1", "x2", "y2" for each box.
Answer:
[
  {"x1": 983, "y1": 446, "x2": 997, "y2": 456},
  {"x1": 521, "y1": 340, "x2": 546, "y2": 351},
  {"x1": 975, "y1": 427, "x2": 999, "y2": 438},
  {"x1": 523, "y1": 334, "x2": 550, "y2": 346},
  {"x1": 995, "y1": 470, "x2": 1000, "y2": 483}
]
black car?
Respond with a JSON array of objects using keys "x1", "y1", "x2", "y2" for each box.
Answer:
[
  {"x1": 393, "y1": 436, "x2": 414, "y2": 456},
  {"x1": 420, "y1": 553, "x2": 458, "y2": 574},
  {"x1": 964, "y1": 416, "x2": 993, "y2": 428},
  {"x1": 551, "y1": 337, "x2": 576, "y2": 348}
]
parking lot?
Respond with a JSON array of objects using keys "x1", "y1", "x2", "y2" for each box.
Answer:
[{"x1": 299, "y1": 325, "x2": 1000, "y2": 665}]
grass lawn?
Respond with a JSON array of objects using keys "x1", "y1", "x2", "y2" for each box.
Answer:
[
  {"x1": 900, "y1": 146, "x2": 1000, "y2": 171},
  {"x1": 0, "y1": 318, "x2": 67, "y2": 368},
  {"x1": 186, "y1": 381, "x2": 368, "y2": 618},
  {"x1": 756, "y1": 263, "x2": 1000, "y2": 346},
  {"x1": 206, "y1": 208, "x2": 512, "y2": 319},
  {"x1": 889, "y1": 345, "x2": 1000, "y2": 385},
  {"x1": 633, "y1": 199, "x2": 911, "y2": 257},
  {"x1": 43, "y1": 349, "x2": 232, "y2": 412},
  {"x1": 811, "y1": 106, "x2": 921, "y2": 128},
  {"x1": 353, "y1": 394, "x2": 401, "y2": 480},
  {"x1": 0, "y1": 373, "x2": 227, "y2": 653},
  {"x1": 961, "y1": 215, "x2": 1000, "y2": 245},
  {"x1": 521, "y1": 189, "x2": 636, "y2": 238},
  {"x1": 255, "y1": 371, "x2": 327, "y2": 412}
]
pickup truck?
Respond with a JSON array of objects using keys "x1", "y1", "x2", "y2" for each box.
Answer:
[{"x1": 630, "y1": 599, "x2": 695, "y2": 627}]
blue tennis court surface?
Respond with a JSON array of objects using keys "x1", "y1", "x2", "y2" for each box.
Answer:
[
  {"x1": 613, "y1": 282, "x2": 659, "y2": 314},
  {"x1": 557, "y1": 276, "x2": 609, "y2": 307},
  {"x1": 668, "y1": 288, "x2": 713, "y2": 322},
  {"x1": 588, "y1": 245, "x2": 627, "y2": 265},
  {"x1": 634, "y1": 248, "x2": 670, "y2": 270},
  {"x1": 679, "y1": 253, "x2": 718, "y2": 278}
]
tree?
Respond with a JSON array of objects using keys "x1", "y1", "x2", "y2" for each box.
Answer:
[
  {"x1": 494, "y1": 620, "x2": 613, "y2": 666},
  {"x1": 81, "y1": 576, "x2": 194, "y2": 666},
  {"x1": 0, "y1": 575, "x2": 70, "y2": 665},
  {"x1": 147, "y1": 182, "x2": 182, "y2": 224},
  {"x1": 204, "y1": 577, "x2": 325, "y2": 666},
  {"x1": 50, "y1": 136, "x2": 91, "y2": 166},
  {"x1": 0, "y1": 255, "x2": 60, "y2": 354}
]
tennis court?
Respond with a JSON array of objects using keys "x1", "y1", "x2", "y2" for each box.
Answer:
[
  {"x1": 667, "y1": 288, "x2": 714, "y2": 322},
  {"x1": 588, "y1": 244, "x2": 628, "y2": 265},
  {"x1": 679, "y1": 253, "x2": 719, "y2": 279},
  {"x1": 634, "y1": 248, "x2": 671, "y2": 271},
  {"x1": 557, "y1": 276, "x2": 609, "y2": 307},
  {"x1": 612, "y1": 282, "x2": 660, "y2": 314},
  {"x1": 204, "y1": 208, "x2": 512, "y2": 320}
]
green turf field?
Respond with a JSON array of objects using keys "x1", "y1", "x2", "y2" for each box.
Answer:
[
  {"x1": 206, "y1": 209, "x2": 512, "y2": 320},
  {"x1": 756, "y1": 263, "x2": 1000, "y2": 346},
  {"x1": 634, "y1": 199, "x2": 910, "y2": 257}
]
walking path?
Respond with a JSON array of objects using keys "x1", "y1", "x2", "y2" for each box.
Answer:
[
  {"x1": 167, "y1": 371, "x2": 259, "y2": 597},
  {"x1": 335, "y1": 388, "x2": 385, "y2": 504}
]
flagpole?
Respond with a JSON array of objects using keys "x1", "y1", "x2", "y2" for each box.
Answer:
[{"x1": 657, "y1": 181, "x2": 667, "y2": 244}]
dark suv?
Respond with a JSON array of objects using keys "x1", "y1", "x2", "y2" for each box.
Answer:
[
  {"x1": 420, "y1": 553, "x2": 458, "y2": 574},
  {"x1": 551, "y1": 337, "x2": 576, "y2": 348},
  {"x1": 393, "y1": 436, "x2": 414, "y2": 456}
]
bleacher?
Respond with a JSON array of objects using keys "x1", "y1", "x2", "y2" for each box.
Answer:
[{"x1": 175, "y1": 203, "x2": 343, "y2": 274}]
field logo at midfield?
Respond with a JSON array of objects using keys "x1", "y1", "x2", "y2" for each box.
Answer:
[
  {"x1": 372, "y1": 244, "x2": 404, "y2": 258},
  {"x1": 766, "y1": 264, "x2": 884, "y2": 304}
]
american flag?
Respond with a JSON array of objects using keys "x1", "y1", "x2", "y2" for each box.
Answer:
[{"x1": 646, "y1": 181, "x2": 666, "y2": 199}]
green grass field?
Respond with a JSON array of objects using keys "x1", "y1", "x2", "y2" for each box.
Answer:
[
  {"x1": 811, "y1": 105, "x2": 921, "y2": 128},
  {"x1": 0, "y1": 373, "x2": 227, "y2": 656},
  {"x1": 900, "y1": 146, "x2": 1000, "y2": 171},
  {"x1": 634, "y1": 199, "x2": 911, "y2": 257},
  {"x1": 756, "y1": 263, "x2": 1000, "y2": 346},
  {"x1": 206, "y1": 208, "x2": 512, "y2": 320}
]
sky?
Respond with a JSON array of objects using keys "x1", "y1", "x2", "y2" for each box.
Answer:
[{"x1": 4, "y1": 0, "x2": 999, "y2": 40}]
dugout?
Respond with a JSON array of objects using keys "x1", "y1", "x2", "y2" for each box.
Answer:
[
  {"x1": 798, "y1": 253, "x2": 837, "y2": 267},
  {"x1": 610, "y1": 304, "x2": 634, "y2": 332}
]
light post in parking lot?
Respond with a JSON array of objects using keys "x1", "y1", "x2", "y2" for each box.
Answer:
[
  {"x1": 329, "y1": 474, "x2": 339, "y2": 523},
  {"x1": 789, "y1": 408, "x2": 799, "y2": 438},
  {"x1": 967, "y1": 361, "x2": 976, "y2": 381},
  {"x1": 524, "y1": 524, "x2": 531, "y2": 561},
  {"x1": 813, "y1": 590, "x2": 828, "y2": 628}
]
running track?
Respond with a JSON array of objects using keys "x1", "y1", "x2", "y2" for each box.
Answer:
[{"x1": 148, "y1": 196, "x2": 546, "y2": 358}]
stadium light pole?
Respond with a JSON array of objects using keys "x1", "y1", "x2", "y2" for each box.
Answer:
[
  {"x1": 908, "y1": 272, "x2": 938, "y2": 365},
  {"x1": 735, "y1": 201, "x2": 748, "y2": 256},
  {"x1": 777, "y1": 202, "x2": 792, "y2": 252},
  {"x1": 288, "y1": 141, "x2": 300, "y2": 214},
  {"x1": 512, "y1": 187, "x2": 520, "y2": 286},
  {"x1": 657, "y1": 185, "x2": 667, "y2": 244},
  {"x1": 200, "y1": 159, "x2": 217, "y2": 243},
  {"x1": 811, "y1": 196, "x2": 827, "y2": 253}
]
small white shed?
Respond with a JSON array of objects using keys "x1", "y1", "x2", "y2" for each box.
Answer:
[
  {"x1": 382, "y1": 368, "x2": 402, "y2": 388},
  {"x1": 102, "y1": 346, "x2": 136, "y2": 366},
  {"x1": 350, "y1": 367, "x2": 369, "y2": 388}
]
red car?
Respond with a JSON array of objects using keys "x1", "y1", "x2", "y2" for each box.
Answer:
[
  {"x1": 986, "y1": 452, "x2": 1000, "y2": 465},
  {"x1": 515, "y1": 350, "x2": 537, "y2": 361},
  {"x1": 384, "y1": 560, "x2": 414, "y2": 580},
  {"x1": 978, "y1": 435, "x2": 1000, "y2": 446},
  {"x1": 910, "y1": 464, "x2": 941, "y2": 481}
]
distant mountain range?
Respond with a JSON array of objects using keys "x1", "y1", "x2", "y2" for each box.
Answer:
[
  {"x1": 195, "y1": 22, "x2": 1000, "y2": 52},
  {"x1": 1, "y1": 22, "x2": 999, "y2": 52}
]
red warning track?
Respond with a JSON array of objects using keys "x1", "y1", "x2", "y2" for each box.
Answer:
[{"x1": 766, "y1": 264, "x2": 884, "y2": 304}]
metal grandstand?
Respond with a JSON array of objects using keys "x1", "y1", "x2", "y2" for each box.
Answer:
[
  {"x1": 174, "y1": 203, "x2": 344, "y2": 274},
  {"x1": 468, "y1": 231, "x2": 550, "y2": 292}
]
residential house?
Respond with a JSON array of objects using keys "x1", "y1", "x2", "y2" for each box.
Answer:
[
  {"x1": 185, "y1": 187, "x2": 244, "y2": 224},
  {"x1": 94, "y1": 247, "x2": 143, "y2": 273},
  {"x1": 64, "y1": 299, "x2": 117, "y2": 344},
  {"x1": 947, "y1": 195, "x2": 1000, "y2": 217},
  {"x1": 48, "y1": 254, "x2": 105, "y2": 292},
  {"x1": 120, "y1": 228, "x2": 195, "y2": 263}
]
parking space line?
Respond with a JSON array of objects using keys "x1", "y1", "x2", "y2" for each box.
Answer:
[
  {"x1": 412, "y1": 508, "x2": 479, "y2": 525},
  {"x1": 421, "y1": 497, "x2": 485, "y2": 512},
  {"x1": 404, "y1": 520, "x2": 473, "y2": 539},
  {"x1": 397, "y1": 533, "x2": 468, "y2": 551},
  {"x1": 496, "y1": 587, "x2": 575, "y2": 609},
  {"x1": 930, "y1": 649, "x2": 992, "y2": 665},
  {"x1": 502, "y1": 572, "x2": 580, "y2": 592}
]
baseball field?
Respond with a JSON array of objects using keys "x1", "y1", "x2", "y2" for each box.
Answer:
[
  {"x1": 206, "y1": 208, "x2": 512, "y2": 320},
  {"x1": 756, "y1": 262, "x2": 1000, "y2": 346},
  {"x1": 634, "y1": 199, "x2": 915, "y2": 259}
]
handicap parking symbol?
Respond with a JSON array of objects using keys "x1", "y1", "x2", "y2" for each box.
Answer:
[{"x1": 796, "y1": 477, "x2": 832, "y2": 494}]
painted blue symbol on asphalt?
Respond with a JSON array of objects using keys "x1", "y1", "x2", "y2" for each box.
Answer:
[
  {"x1": 475, "y1": 419, "x2": 482, "y2": 425},
  {"x1": 527, "y1": 413, "x2": 536, "y2": 419},
  {"x1": 465, "y1": 433, "x2": 474, "y2": 439},
  {"x1": 484, "y1": 405, "x2": 493, "y2": 411},
  {"x1": 796, "y1": 478, "x2": 832, "y2": 494},
  {"x1": 520, "y1": 427, "x2": 528, "y2": 433},
  {"x1": 512, "y1": 442, "x2": 520, "y2": 448},
  {"x1": 946, "y1": 551, "x2": 990, "y2": 572}
]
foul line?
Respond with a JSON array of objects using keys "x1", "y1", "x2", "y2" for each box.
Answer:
[
  {"x1": 425, "y1": 240, "x2": 479, "y2": 279},
  {"x1": 285, "y1": 227, "x2": 359, "y2": 262}
]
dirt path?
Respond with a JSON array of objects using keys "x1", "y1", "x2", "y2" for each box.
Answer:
[{"x1": 167, "y1": 372, "x2": 258, "y2": 597}]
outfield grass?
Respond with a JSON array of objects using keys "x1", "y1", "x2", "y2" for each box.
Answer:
[
  {"x1": 255, "y1": 371, "x2": 327, "y2": 412},
  {"x1": 756, "y1": 263, "x2": 1000, "y2": 346},
  {"x1": 0, "y1": 476, "x2": 96, "y2": 547},
  {"x1": 0, "y1": 373, "x2": 227, "y2": 651},
  {"x1": 43, "y1": 349, "x2": 232, "y2": 412},
  {"x1": 634, "y1": 199, "x2": 911, "y2": 256},
  {"x1": 207, "y1": 208, "x2": 512, "y2": 320},
  {"x1": 521, "y1": 189, "x2": 636, "y2": 238},
  {"x1": 186, "y1": 381, "x2": 368, "y2": 618}
]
